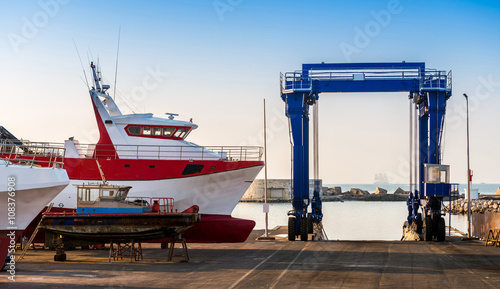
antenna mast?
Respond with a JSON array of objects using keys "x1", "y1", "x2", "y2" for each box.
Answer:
[
  {"x1": 73, "y1": 39, "x2": 90, "y2": 90},
  {"x1": 113, "y1": 26, "x2": 121, "y2": 100}
]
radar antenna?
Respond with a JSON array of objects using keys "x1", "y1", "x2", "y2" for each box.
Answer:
[{"x1": 166, "y1": 113, "x2": 179, "y2": 120}]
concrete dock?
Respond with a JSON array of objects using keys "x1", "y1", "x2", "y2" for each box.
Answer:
[{"x1": 2, "y1": 227, "x2": 500, "y2": 288}]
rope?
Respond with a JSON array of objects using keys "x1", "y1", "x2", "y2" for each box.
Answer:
[
  {"x1": 286, "y1": 99, "x2": 294, "y2": 197},
  {"x1": 313, "y1": 99, "x2": 319, "y2": 187}
]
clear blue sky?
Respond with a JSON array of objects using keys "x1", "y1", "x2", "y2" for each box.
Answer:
[{"x1": 1, "y1": 0, "x2": 499, "y2": 183}]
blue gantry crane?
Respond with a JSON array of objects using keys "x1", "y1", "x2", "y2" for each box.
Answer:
[{"x1": 280, "y1": 62, "x2": 454, "y2": 241}]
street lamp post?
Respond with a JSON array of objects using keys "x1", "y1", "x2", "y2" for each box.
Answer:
[
  {"x1": 263, "y1": 99, "x2": 269, "y2": 238},
  {"x1": 463, "y1": 93, "x2": 471, "y2": 238}
]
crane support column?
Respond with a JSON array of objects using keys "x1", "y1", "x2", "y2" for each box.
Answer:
[
  {"x1": 419, "y1": 89, "x2": 451, "y2": 241},
  {"x1": 283, "y1": 92, "x2": 315, "y2": 241}
]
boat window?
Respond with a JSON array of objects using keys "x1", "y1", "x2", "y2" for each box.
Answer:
[
  {"x1": 153, "y1": 127, "x2": 161, "y2": 136},
  {"x1": 143, "y1": 127, "x2": 151, "y2": 135},
  {"x1": 90, "y1": 188, "x2": 99, "y2": 201},
  {"x1": 163, "y1": 127, "x2": 175, "y2": 137},
  {"x1": 78, "y1": 187, "x2": 99, "y2": 202},
  {"x1": 78, "y1": 188, "x2": 98, "y2": 202},
  {"x1": 78, "y1": 188, "x2": 84, "y2": 201},
  {"x1": 128, "y1": 126, "x2": 141, "y2": 135},
  {"x1": 102, "y1": 190, "x2": 114, "y2": 197},
  {"x1": 182, "y1": 164, "x2": 204, "y2": 175},
  {"x1": 174, "y1": 128, "x2": 185, "y2": 138},
  {"x1": 179, "y1": 128, "x2": 192, "y2": 138}
]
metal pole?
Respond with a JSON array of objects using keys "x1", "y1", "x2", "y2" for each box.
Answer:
[
  {"x1": 263, "y1": 98, "x2": 269, "y2": 238},
  {"x1": 409, "y1": 96, "x2": 413, "y2": 193},
  {"x1": 449, "y1": 192, "x2": 452, "y2": 236},
  {"x1": 414, "y1": 101, "x2": 418, "y2": 196},
  {"x1": 464, "y1": 93, "x2": 471, "y2": 238}
]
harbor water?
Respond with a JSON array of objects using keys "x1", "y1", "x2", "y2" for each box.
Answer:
[
  {"x1": 233, "y1": 201, "x2": 470, "y2": 240},
  {"x1": 232, "y1": 182, "x2": 500, "y2": 241},
  {"x1": 233, "y1": 201, "x2": 469, "y2": 240}
]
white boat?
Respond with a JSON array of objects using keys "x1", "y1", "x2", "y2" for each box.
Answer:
[
  {"x1": 2, "y1": 62, "x2": 264, "y2": 243},
  {"x1": 0, "y1": 143, "x2": 69, "y2": 267}
]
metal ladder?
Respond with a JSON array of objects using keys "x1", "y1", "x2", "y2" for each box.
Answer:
[{"x1": 18, "y1": 203, "x2": 54, "y2": 261}]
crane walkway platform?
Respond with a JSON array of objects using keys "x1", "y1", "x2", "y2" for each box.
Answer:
[{"x1": 2, "y1": 227, "x2": 500, "y2": 288}]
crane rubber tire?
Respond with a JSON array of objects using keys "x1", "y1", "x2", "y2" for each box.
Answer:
[
  {"x1": 300, "y1": 217, "x2": 308, "y2": 241},
  {"x1": 437, "y1": 217, "x2": 446, "y2": 242},
  {"x1": 288, "y1": 217, "x2": 296, "y2": 241},
  {"x1": 307, "y1": 213, "x2": 313, "y2": 234},
  {"x1": 54, "y1": 253, "x2": 66, "y2": 262},
  {"x1": 424, "y1": 216, "x2": 433, "y2": 241}
]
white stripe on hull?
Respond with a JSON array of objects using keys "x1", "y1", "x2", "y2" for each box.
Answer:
[{"x1": 50, "y1": 165, "x2": 263, "y2": 215}]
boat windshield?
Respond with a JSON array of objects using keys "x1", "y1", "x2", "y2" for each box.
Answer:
[{"x1": 115, "y1": 188, "x2": 129, "y2": 199}]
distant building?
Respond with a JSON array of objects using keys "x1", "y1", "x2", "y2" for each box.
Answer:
[{"x1": 241, "y1": 179, "x2": 322, "y2": 201}]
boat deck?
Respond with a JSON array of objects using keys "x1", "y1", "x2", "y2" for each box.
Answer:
[{"x1": 2, "y1": 227, "x2": 500, "y2": 288}]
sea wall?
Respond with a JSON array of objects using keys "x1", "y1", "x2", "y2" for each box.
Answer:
[
  {"x1": 241, "y1": 179, "x2": 322, "y2": 202},
  {"x1": 241, "y1": 180, "x2": 409, "y2": 202}
]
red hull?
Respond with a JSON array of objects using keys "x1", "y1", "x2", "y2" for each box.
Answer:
[
  {"x1": 63, "y1": 158, "x2": 263, "y2": 181},
  {"x1": 1, "y1": 230, "x2": 21, "y2": 271},
  {"x1": 182, "y1": 214, "x2": 255, "y2": 243},
  {"x1": 0, "y1": 235, "x2": 9, "y2": 269}
]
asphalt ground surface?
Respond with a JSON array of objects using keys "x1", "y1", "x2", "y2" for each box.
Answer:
[{"x1": 1, "y1": 227, "x2": 500, "y2": 289}]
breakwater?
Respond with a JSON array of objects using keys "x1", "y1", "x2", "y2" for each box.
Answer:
[
  {"x1": 241, "y1": 183, "x2": 410, "y2": 202},
  {"x1": 444, "y1": 197, "x2": 500, "y2": 214}
]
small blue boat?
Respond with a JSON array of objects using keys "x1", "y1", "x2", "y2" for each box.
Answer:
[{"x1": 40, "y1": 183, "x2": 200, "y2": 247}]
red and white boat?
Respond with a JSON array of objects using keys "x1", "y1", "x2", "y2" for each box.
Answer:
[
  {"x1": 1, "y1": 143, "x2": 69, "y2": 268},
  {"x1": 5, "y1": 62, "x2": 264, "y2": 243}
]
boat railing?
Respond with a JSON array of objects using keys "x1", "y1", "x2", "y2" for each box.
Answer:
[
  {"x1": 118, "y1": 196, "x2": 175, "y2": 213},
  {"x1": 0, "y1": 141, "x2": 65, "y2": 168},
  {"x1": 5, "y1": 140, "x2": 263, "y2": 162},
  {"x1": 43, "y1": 212, "x2": 90, "y2": 217},
  {"x1": 124, "y1": 197, "x2": 150, "y2": 207},
  {"x1": 88, "y1": 144, "x2": 263, "y2": 161},
  {"x1": 150, "y1": 197, "x2": 174, "y2": 213}
]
